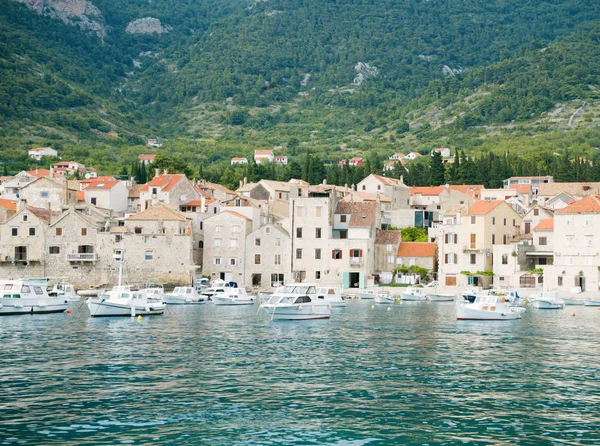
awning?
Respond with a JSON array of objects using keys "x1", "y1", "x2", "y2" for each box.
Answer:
[{"x1": 525, "y1": 251, "x2": 553, "y2": 256}]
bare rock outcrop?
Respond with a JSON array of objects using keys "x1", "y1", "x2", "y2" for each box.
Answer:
[
  {"x1": 13, "y1": 0, "x2": 105, "y2": 39},
  {"x1": 126, "y1": 18, "x2": 170, "y2": 35}
]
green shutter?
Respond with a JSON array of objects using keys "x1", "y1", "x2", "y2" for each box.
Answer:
[
  {"x1": 342, "y1": 272, "x2": 349, "y2": 289},
  {"x1": 359, "y1": 272, "x2": 365, "y2": 289}
]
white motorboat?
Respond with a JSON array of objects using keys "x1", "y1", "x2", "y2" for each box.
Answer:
[
  {"x1": 427, "y1": 293, "x2": 456, "y2": 302},
  {"x1": 87, "y1": 285, "x2": 166, "y2": 317},
  {"x1": 260, "y1": 283, "x2": 330, "y2": 320},
  {"x1": 0, "y1": 279, "x2": 69, "y2": 315},
  {"x1": 456, "y1": 293, "x2": 522, "y2": 321},
  {"x1": 49, "y1": 282, "x2": 80, "y2": 302},
  {"x1": 200, "y1": 280, "x2": 239, "y2": 301},
  {"x1": 374, "y1": 291, "x2": 399, "y2": 304},
  {"x1": 315, "y1": 286, "x2": 346, "y2": 307},
  {"x1": 562, "y1": 297, "x2": 585, "y2": 305},
  {"x1": 139, "y1": 284, "x2": 167, "y2": 304},
  {"x1": 461, "y1": 287, "x2": 481, "y2": 303},
  {"x1": 583, "y1": 298, "x2": 600, "y2": 307},
  {"x1": 212, "y1": 287, "x2": 256, "y2": 305},
  {"x1": 357, "y1": 289, "x2": 377, "y2": 299},
  {"x1": 401, "y1": 287, "x2": 427, "y2": 301},
  {"x1": 164, "y1": 286, "x2": 206, "y2": 304},
  {"x1": 530, "y1": 291, "x2": 564, "y2": 309}
]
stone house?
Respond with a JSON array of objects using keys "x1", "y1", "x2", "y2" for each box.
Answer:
[
  {"x1": 0, "y1": 198, "x2": 16, "y2": 224},
  {"x1": 231, "y1": 157, "x2": 248, "y2": 165},
  {"x1": 521, "y1": 205, "x2": 554, "y2": 235},
  {"x1": 140, "y1": 173, "x2": 200, "y2": 211},
  {"x1": 28, "y1": 147, "x2": 58, "y2": 160},
  {"x1": 18, "y1": 177, "x2": 66, "y2": 211},
  {"x1": 357, "y1": 174, "x2": 410, "y2": 210},
  {"x1": 83, "y1": 179, "x2": 129, "y2": 212},
  {"x1": 254, "y1": 149, "x2": 274, "y2": 164},
  {"x1": 431, "y1": 148, "x2": 451, "y2": 158},
  {"x1": 244, "y1": 222, "x2": 292, "y2": 289},
  {"x1": 396, "y1": 242, "x2": 436, "y2": 271},
  {"x1": 374, "y1": 229, "x2": 402, "y2": 283},
  {"x1": 138, "y1": 154, "x2": 156, "y2": 166},
  {"x1": 537, "y1": 182, "x2": 600, "y2": 205}
]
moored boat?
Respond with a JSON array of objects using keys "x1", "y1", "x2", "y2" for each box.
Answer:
[
  {"x1": 357, "y1": 289, "x2": 377, "y2": 299},
  {"x1": 260, "y1": 283, "x2": 330, "y2": 320},
  {"x1": 530, "y1": 291, "x2": 564, "y2": 309},
  {"x1": 87, "y1": 285, "x2": 166, "y2": 317},
  {"x1": 583, "y1": 297, "x2": 600, "y2": 307},
  {"x1": 164, "y1": 286, "x2": 206, "y2": 304},
  {"x1": 212, "y1": 287, "x2": 256, "y2": 305},
  {"x1": 0, "y1": 279, "x2": 69, "y2": 315},
  {"x1": 427, "y1": 293, "x2": 456, "y2": 302},
  {"x1": 375, "y1": 291, "x2": 397, "y2": 304},
  {"x1": 457, "y1": 293, "x2": 522, "y2": 321},
  {"x1": 401, "y1": 287, "x2": 427, "y2": 301},
  {"x1": 315, "y1": 286, "x2": 346, "y2": 307}
]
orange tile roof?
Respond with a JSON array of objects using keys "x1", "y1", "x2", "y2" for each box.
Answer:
[
  {"x1": 255, "y1": 150, "x2": 273, "y2": 155},
  {"x1": 533, "y1": 219, "x2": 554, "y2": 231},
  {"x1": 410, "y1": 186, "x2": 445, "y2": 196},
  {"x1": 375, "y1": 229, "x2": 402, "y2": 245},
  {"x1": 182, "y1": 199, "x2": 203, "y2": 207},
  {"x1": 25, "y1": 168, "x2": 52, "y2": 178},
  {"x1": 224, "y1": 210, "x2": 251, "y2": 221},
  {"x1": 141, "y1": 174, "x2": 186, "y2": 192},
  {"x1": 556, "y1": 195, "x2": 600, "y2": 214},
  {"x1": 76, "y1": 191, "x2": 85, "y2": 201},
  {"x1": 0, "y1": 198, "x2": 17, "y2": 210},
  {"x1": 80, "y1": 176, "x2": 115, "y2": 184},
  {"x1": 448, "y1": 185, "x2": 483, "y2": 196},
  {"x1": 126, "y1": 203, "x2": 187, "y2": 221},
  {"x1": 468, "y1": 200, "x2": 504, "y2": 215},
  {"x1": 512, "y1": 184, "x2": 532, "y2": 194},
  {"x1": 138, "y1": 154, "x2": 156, "y2": 160},
  {"x1": 397, "y1": 242, "x2": 436, "y2": 257},
  {"x1": 84, "y1": 180, "x2": 120, "y2": 190}
]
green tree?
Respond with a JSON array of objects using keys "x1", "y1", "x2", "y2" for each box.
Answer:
[{"x1": 429, "y1": 150, "x2": 445, "y2": 186}]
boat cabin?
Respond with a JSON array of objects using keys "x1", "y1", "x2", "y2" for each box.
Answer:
[{"x1": 1, "y1": 281, "x2": 48, "y2": 299}]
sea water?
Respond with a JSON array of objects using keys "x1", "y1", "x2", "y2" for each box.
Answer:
[{"x1": 1, "y1": 301, "x2": 599, "y2": 445}]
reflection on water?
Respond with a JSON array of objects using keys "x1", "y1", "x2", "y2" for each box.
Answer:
[{"x1": 1, "y1": 301, "x2": 599, "y2": 445}]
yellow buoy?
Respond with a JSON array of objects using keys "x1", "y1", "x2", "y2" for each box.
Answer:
[
  {"x1": 137, "y1": 315, "x2": 142, "y2": 321},
  {"x1": 387, "y1": 307, "x2": 391, "y2": 311},
  {"x1": 571, "y1": 312, "x2": 576, "y2": 317},
  {"x1": 371, "y1": 305, "x2": 375, "y2": 310}
]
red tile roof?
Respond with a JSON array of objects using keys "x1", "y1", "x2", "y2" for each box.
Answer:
[
  {"x1": 556, "y1": 195, "x2": 600, "y2": 214},
  {"x1": 138, "y1": 154, "x2": 156, "y2": 160},
  {"x1": 25, "y1": 168, "x2": 52, "y2": 178},
  {"x1": 512, "y1": 184, "x2": 532, "y2": 194},
  {"x1": 224, "y1": 210, "x2": 251, "y2": 221},
  {"x1": 469, "y1": 200, "x2": 504, "y2": 215},
  {"x1": 448, "y1": 185, "x2": 483, "y2": 197},
  {"x1": 0, "y1": 198, "x2": 16, "y2": 210},
  {"x1": 255, "y1": 150, "x2": 273, "y2": 155},
  {"x1": 141, "y1": 174, "x2": 186, "y2": 192},
  {"x1": 533, "y1": 219, "x2": 554, "y2": 231},
  {"x1": 410, "y1": 186, "x2": 445, "y2": 196},
  {"x1": 397, "y1": 242, "x2": 436, "y2": 257},
  {"x1": 182, "y1": 199, "x2": 203, "y2": 207},
  {"x1": 76, "y1": 191, "x2": 85, "y2": 201},
  {"x1": 84, "y1": 180, "x2": 120, "y2": 190}
]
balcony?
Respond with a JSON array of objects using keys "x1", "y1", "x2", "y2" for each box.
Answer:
[
  {"x1": 463, "y1": 245, "x2": 484, "y2": 252},
  {"x1": 67, "y1": 253, "x2": 98, "y2": 262},
  {"x1": 349, "y1": 257, "x2": 363, "y2": 266}
]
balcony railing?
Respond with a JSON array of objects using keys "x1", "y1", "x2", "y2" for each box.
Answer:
[
  {"x1": 67, "y1": 253, "x2": 98, "y2": 262},
  {"x1": 349, "y1": 257, "x2": 363, "y2": 266}
]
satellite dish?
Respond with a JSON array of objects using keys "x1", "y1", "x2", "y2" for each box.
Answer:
[
  {"x1": 180, "y1": 195, "x2": 187, "y2": 202},
  {"x1": 85, "y1": 173, "x2": 91, "y2": 179}
]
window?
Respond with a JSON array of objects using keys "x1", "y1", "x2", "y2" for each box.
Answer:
[
  {"x1": 350, "y1": 249, "x2": 362, "y2": 258},
  {"x1": 492, "y1": 234, "x2": 495, "y2": 245},
  {"x1": 255, "y1": 238, "x2": 261, "y2": 247},
  {"x1": 340, "y1": 230, "x2": 348, "y2": 239},
  {"x1": 503, "y1": 218, "x2": 507, "y2": 226},
  {"x1": 255, "y1": 254, "x2": 261, "y2": 265},
  {"x1": 230, "y1": 239, "x2": 237, "y2": 248},
  {"x1": 40, "y1": 191, "x2": 49, "y2": 198},
  {"x1": 566, "y1": 236, "x2": 574, "y2": 247},
  {"x1": 56, "y1": 228, "x2": 62, "y2": 236},
  {"x1": 134, "y1": 227, "x2": 142, "y2": 234},
  {"x1": 362, "y1": 185, "x2": 366, "y2": 191},
  {"x1": 584, "y1": 217, "x2": 592, "y2": 227},
  {"x1": 470, "y1": 234, "x2": 476, "y2": 248},
  {"x1": 534, "y1": 208, "x2": 539, "y2": 216},
  {"x1": 585, "y1": 256, "x2": 593, "y2": 266},
  {"x1": 315, "y1": 228, "x2": 322, "y2": 239},
  {"x1": 492, "y1": 217, "x2": 496, "y2": 225},
  {"x1": 275, "y1": 238, "x2": 281, "y2": 247},
  {"x1": 470, "y1": 254, "x2": 476, "y2": 264},
  {"x1": 296, "y1": 249, "x2": 302, "y2": 259},
  {"x1": 386, "y1": 244, "x2": 393, "y2": 252},
  {"x1": 296, "y1": 227, "x2": 303, "y2": 238},
  {"x1": 502, "y1": 254, "x2": 508, "y2": 264},
  {"x1": 558, "y1": 276, "x2": 563, "y2": 286},
  {"x1": 388, "y1": 255, "x2": 395, "y2": 263},
  {"x1": 271, "y1": 273, "x2": 284, "y2": 285},
  {"x1": 471, "y1": 216, "x2": 476, "y2": 224},
  {"x1": 11, "y1": 228, "x2": 17, "y2": 236},
  {"x1": 539, "y1": 237, "x2": 547, "y2": 246},
  {"x1": 29, "y1": 228, "x2": 35, "y2": 236},
  {"x1": 81, "y1": 228, "x2": 87, "y2": 236},
  {"x1": 216, "y1": 225, "x2": 222, "y2": 233},
  {"x1": 115, "y1": 235, "x2": 123, "y2": 243},
  {"x1": 145, "y1": 251, "x2": 153, "y2": 260},
  {"x1": 274, "y1": 254, "x2": 281, "y2": 265},
  {"x1": 49, "y1": 246, "x2": 60, "y2": 254},
  {"x1": 265, "y1": 226, "x2": 271, "y2": 234},
  {"x1": 315, "y1": 249, "x2": 321, "y2": 259},
  {"x1": 445, "y1": 276, "x2": 457, "y2": 286},
  {"x1": 91, "y1": 197, "x2": 97, "y2": 205},
  {"x1": 229, "y1": 258, "x2": 236, "y2": 265},
  {"x1": 215, "y1": 239, "x2": 221, "y2": 248},
  {"x1": 565, "y1": 256, "x2": 573, "y2": 265},
  {"x1": 513, "y1": 219, "x2": 516, "y2": 227},
  {"x1": 23, "y1": 215, "x2": 28, "y2": 222},
  {"x1": 214, "y1": 258, "x2": 222, "y2": 265},
  {"x1": 585, "y1": 236, "x2": 593, "y2": 248},
  {"x1": 232, "y1": 225, "x2": 240, "y2": 233},
  {"x1": 316, "y1": 207, "x2": 322, "y2": 217},
  {"x1": 409, "y1": 258, "x2": 416, "y2": 266},
  {"x1": 340, "y1": 215, "x2": 347, "y2": 223},
  {"x1": 315, "y1": 271, "x2": 321, "y2": 279},
  {"x1": 332, "y1": 249, "x2": 342, "y2": 259}
]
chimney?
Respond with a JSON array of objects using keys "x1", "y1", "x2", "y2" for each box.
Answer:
[
  {"x1": 400, "y1": 175, "x2": 404, "y2": 184},
  {"x1": 344, "y1": 184, "x2": 348, "y2": 195},
  {"x1": 322, "y1": 179, "x2": 327, "y2": 185},
  {"x1": 17, "y1": 198, "x2": 27, "y2": 211},
  {"x1": 244, "y1": 177, "x2": 247, "y2": 185},
  {"x1": 239, "y1": 180, "x2": 243, "y2": 189},
  {"x1": 155, "y1": 168, "x2": 160, "y2": 177},
  {"x1": 163, "y1": 169, "x2": 168, "y2": 175}
]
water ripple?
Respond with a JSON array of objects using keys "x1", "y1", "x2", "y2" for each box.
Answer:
[{"x1": 0, "y1": 301, "x2": 599, "y2": 444}]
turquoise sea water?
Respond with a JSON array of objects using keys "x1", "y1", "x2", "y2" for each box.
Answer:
[{"x1": 1, "y1": 301, "x2": 599, "y2": 445}]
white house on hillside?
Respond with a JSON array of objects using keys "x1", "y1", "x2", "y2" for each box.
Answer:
[{"x1": 28, "y1": 147, "x2": 58, "y2": 160}]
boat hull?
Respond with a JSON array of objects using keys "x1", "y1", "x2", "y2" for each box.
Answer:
[
  {"x1": 0, "y1": 299, "x2": 69, "y2": 316},
  {"x1": 213, "y1": 296, "x2": 255, "y2": 305},
  {"x1": 401, "y1": 293, "x2": 427, "y2": 301},
  {"x1": 457, "y1": 307, "x2": 521, "y2": 321},
  {"x1": 163, "y1": 296, "x2": 205, "y2": 305},
  {"x1": 427, "y1": 294, "x2": 456, "y2": 302},
  {"x1": 584, "y1": 299, "x2": 600, "y2": 307},
  {"x1": 531, "y1": 300, "x2": 564, "y2": 309},
  {"x1": 562, "y1": 298, "x2": 585, "y2": 306},
  {"x1": 261, "y1": 304, "x2": 331, "y2": 320},
  {"x1": 87, "y1": 300, "x2": 165, "y2": 317}
]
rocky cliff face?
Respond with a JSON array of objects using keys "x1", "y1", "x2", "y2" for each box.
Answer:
[
  {"x1": 13, "y1": 0, "x2": 106, "y2": 39},
  {"x1": 126, "y1": 17, "x2": 170, "y2": 34}
]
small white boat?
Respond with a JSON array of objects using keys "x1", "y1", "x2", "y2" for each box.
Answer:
[
  {"x1": 49, "y1": 283, "x2": 80, "y2": 302},
  {"x1": 530, "y1": 291, "x2": 564, "y2": 309},
  {"x1": 164, "y1": 286, "x2": 206, "y2": 304},
  {"x1": 0, "y1": 279, "x2": 70, "y2": 315},
  {"x1": 315, "y1": 286, "x2": 346, "y2": 307},
  {"x1": 562, "y1": 297, "x2": 585, "y2": 306},
  {"x1": 200, "y1": 280, "x2": 239, "y2": 301},
  {"x1": 427, "y1": 293, "x2": 456, "y2": 302},
  {"x1": 457, "y1": 293, "x2": 522, "y2": 321},
  {"x1": 213, "y1": 288, "x2": 256, "y2": 305},
  {"x1": 139, "y1": 284, "x2": 167, "y2": 304},
  {"x1": 374, "y1": 291, "x2": 399, "y2": 304},
  {"x1": 583, "y1": 298, "x2": 600, "y2": 307},
  {"x1": 401, "y1": 287, "x2": 427, "y2": 301},
  {"x1": 87, "y1": 286, "x2": 166, "y2": 317},
  {"x1": 357, "y1": 289, "x2": 377, "y2": 299},
  {"x1": 260, "y1": 283, "x2": 330, "y2": 320}
]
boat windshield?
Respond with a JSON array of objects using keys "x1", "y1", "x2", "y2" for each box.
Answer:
[{"x1": 281, "y1": 285, "x2": 316, "y2": 294}]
